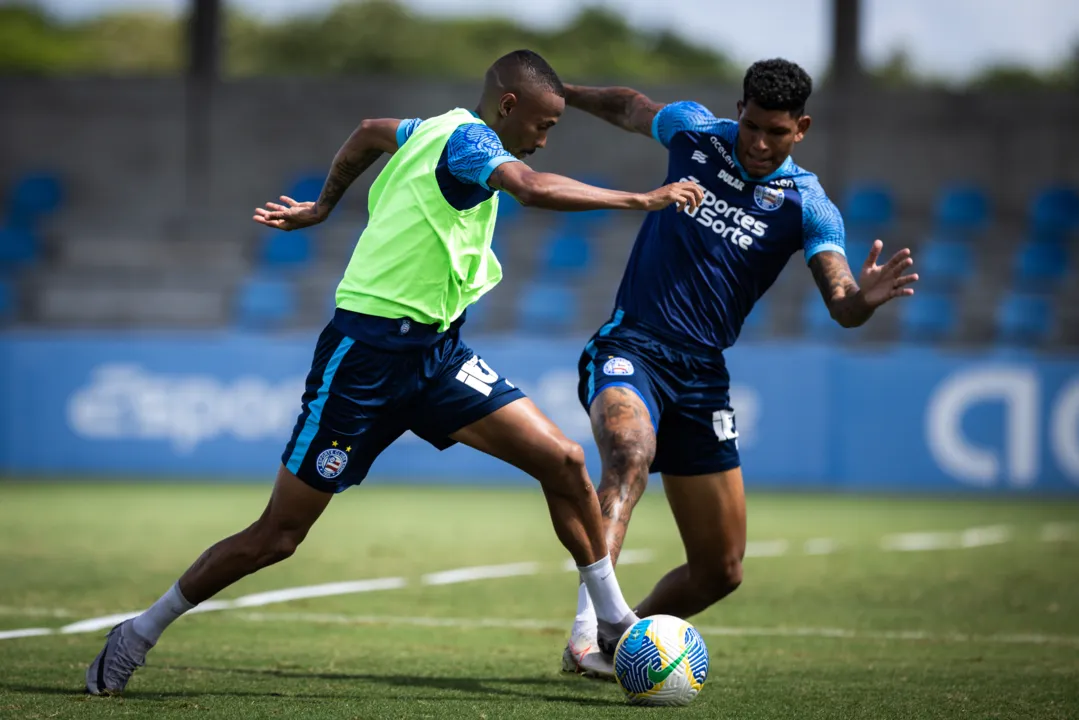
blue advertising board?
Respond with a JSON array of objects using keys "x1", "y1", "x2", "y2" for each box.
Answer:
[{"x1": 0, "y1": 332, "x2": 1076, "y2": 493}]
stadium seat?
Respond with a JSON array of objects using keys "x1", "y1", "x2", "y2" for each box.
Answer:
[
  {"x1": 516, "y1": 281, "x2": 577, "y2": 333},
  {"x1": 260, "y1": 227, "x2": 314, "y2": 268},
  {"x1": 919, "y1": 239, "x2": 974, "y2": 291},
  {"x1": 0, "y1": 278, "x2": 15, "y2": 324},
  {"x1": 235, "y1": 275, "x2": 297, "y2": 330},
  {"x1": 287, "y1": 173, "x2": 326, "y2": 203},
  {"x1": 1014, "y1": 241, "x2": 1068, "y2": 292},
  {"x1": 841, "y1": 239, "x2": 873, "y2": 269},
  {"x1": 1029, "y1": 186, "x2": 1079, "y2": 240},
  {"x1": 843, "y1": 184, "x2": 894, "y2": 228},
  {"x1": 801, "y1": 289, "x2": 846, "y2": 340},
  {"x1": 996, "y1": 293, "x2": 1054, "y2": 346},
  {"x1": 0, "y1": 226, "x2": 39, "y2": 267},
  {"x1": 538, "y1": 226, "x2": 592, "y2": 278},
  {"x1": 933, "y1": 185, "x2": 989, "y2": 239},
  {"x1": 899, "y1": 292, "x2": 958, "y2": 343},
  {"x1": 6, "y1": 172, "x2": 63, "y2": 226},
  {"x1": 740, "y1": 296, "x2": 770, "y2": 339}
]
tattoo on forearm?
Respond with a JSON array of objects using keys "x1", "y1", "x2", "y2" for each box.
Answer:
[
  {"x1": 810, "y1": 252, "x2": 871, "y2": 327},
  {"x1": 317, "y1": 147, "x2": 383, "y2": 214},
  {"x1": 568, "y1": 86, "x2": 660, "y2": 135}
]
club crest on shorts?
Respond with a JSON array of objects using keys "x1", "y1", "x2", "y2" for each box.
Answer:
[
  {"x1": 603, "y1": 357, "x2": 634, "y2": 376},
  {"x1": 753, "y1": 184, "x2": 785, "y2": 211},
  {"x1": 316, "y1": 448, "x2": 348, "y2": 479}
]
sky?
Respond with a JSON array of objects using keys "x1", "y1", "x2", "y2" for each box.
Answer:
[{"x1": 29, "y1": 0, "x2": 1079, "y2": 81}]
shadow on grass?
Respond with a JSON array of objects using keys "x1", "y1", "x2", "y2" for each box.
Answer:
[{"x1": 2, "y1": 665, "x2": 625, "y2": 708}]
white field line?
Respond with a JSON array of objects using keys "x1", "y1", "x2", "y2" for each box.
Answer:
[
  {"x1": 422, "y1": 563, "x2": 540, "y2": 586},
  {"x1": 232, "y1": 611, "x2": 1079, "y2": 648},
  {"x1": 881, "y1": 525, "x2": 1012, "y2": 552},
  {"x1": 804, "y1": 538, "x2": 839, "y2": 555},
  {"x1": 745, "y1": 540, "x2": 789, "y2": 558},
  {"x1": 1041, "y1": 522, "x2": 1078, "y2": 542},
  {"x1": 561, "y1": 549, "x2": 656, "y2": 572},
  {"x1": 0, "y1": 628, "x2": 53, "y2": 640},
  {"x1": 0, "y1": 606, "x2": 74, "y2": 618}
]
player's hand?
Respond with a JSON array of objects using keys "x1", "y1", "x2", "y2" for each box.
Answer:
[
  {"x1": 253, "y1": 196, "x2": 324, "y2": 231},
  {"x1": 639, "y1": 181, "x2": 704, "y2": 213},
  {"x1": 858, "y1": 240, "x2": 919, "y2": 308}
]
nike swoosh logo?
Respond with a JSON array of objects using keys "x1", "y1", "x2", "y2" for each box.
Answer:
[{"x1": 647, "y1": 646, "x2": 691, "y2": 685}]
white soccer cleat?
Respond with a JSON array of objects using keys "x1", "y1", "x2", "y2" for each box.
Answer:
[
  {"x1": 85, "y1": 619, "x2": 154, "y2": 696},
  {"x1": 561, "y1": 629, "x2": 616, "y2": 682}
]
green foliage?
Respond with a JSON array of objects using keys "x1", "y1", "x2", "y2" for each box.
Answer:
[{"x1": 0, "y1": 0, "x2": 737, "y2": 82}]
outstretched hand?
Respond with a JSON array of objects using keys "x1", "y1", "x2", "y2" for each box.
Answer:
[
  {"x1": 253, "y1": 196, "x2": 324, "y2": 231},
  {"x1": 640, "y1": 181, "x2": 705, "y2": 213},
  {"x1": 859, "y1": 240, "x2": 919, "y2": 308}
]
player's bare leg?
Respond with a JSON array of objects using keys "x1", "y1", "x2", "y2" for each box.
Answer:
[
  {"x1": 634, "y1": 469, "x2": 747, "y2": 619},
  {"x1": 86, "y1": 466, "x2": 332, "y2": 695},
  {"x1": 450, "y1": 398, "x2": 638, "y2": 653},
  {"x1": 562, "y1": 386, "x2": 656, "y2": 679}
]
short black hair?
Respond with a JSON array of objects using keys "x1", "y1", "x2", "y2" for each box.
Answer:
[
  {"x1": 743, "y1": 59, "x2": 812, "y2": 116},
  {"x1": 489, "y1": 49, "x2": 565, "y2": 98}
]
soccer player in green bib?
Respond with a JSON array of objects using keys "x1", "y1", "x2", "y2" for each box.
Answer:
[{"x1": 86, "y1": 50, "x2": 704, "y2": 695}]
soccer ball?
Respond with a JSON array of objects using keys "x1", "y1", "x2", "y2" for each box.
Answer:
[{"x1": 613, "y1": 614, "x2": 709, "y2": 706}]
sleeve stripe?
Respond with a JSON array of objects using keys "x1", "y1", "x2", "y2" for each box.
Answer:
[
  {"x1": 478, "y1": 156, "x2": 519, "y2": 191},
  {"x1": 804, "y1": 242, "x2": 846, "y2": 264}
]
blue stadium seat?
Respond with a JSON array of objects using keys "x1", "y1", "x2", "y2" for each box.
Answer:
[
  {"x1": 287, "y1": 173, "x2": 326, "y2": 203},
  {"x1": 0, "y1": 278, "x2": 15, "y2": 324},
  {"x1": 843, "y1": 185, "x2": 894, "y2": 228},
  {"x1": 235, "y1": 275, "x2": 297, "y2": 330},
  {"x1": 6, "y1": 173, "x2": 63, "y2": 226},
  {"x1": 899, "y1": 292, "x2": 958, "y2": 342},
  {"x1": 1014, "y1": 241, "x2": 1068, "y2": 292},
  {"x1": 842, "y1": 239, "x2": 873, "y2": 269},
  {"x1": 260, "y1": 228, "x2": 314, "y2": 268},
  {"x1": 1029, "y1": 186, "x2": 1079, "y2": 240},
  {"x1": 538, "y1": 227, "x2": 592, "y2": 278},
  {"x1": 934, "y1": 185, "x2": 989, "y2": 238},
  {"x1": 919, "y1": 239, "x2": 973, "y2": 290},
  {"x1": 996, "y1": 293, "x2": 1053, "y2": 346},
  {"x1": 801, "y1": 290, "x2": 846, "y2": 340},
  {"x1": 496, "y1": 194, "x2": 523, "y2": 223},
  {"x1": 516, "y1": 281, "x2": 577, "y2": 332},
  {"x1": 740, "y1": 296, "x2": 770, "y2": 339},
  {"x1": 0, "y1": 226, "x2": 39, "y2": 267}
]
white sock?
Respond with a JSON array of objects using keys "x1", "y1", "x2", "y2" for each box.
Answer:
[
  {"x1": 577, "y1": 554, "x2": 633, "y2": 625},
  {"x1": 571, "y1": 582, "x2": 598, "y2": 638},
  {"x1": 131, "y1": 582, "x2": 195, "y2": 644}
]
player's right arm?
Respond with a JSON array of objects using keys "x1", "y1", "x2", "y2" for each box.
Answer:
[
  {"x1": 562, "y1": 84, "x2": 665, "y2": 137},
  {"x1": 487, "y1": 162, "x2": 702, "y2": 213},
  {"x1": 254, "y1": 117, "x2": 415, "y2": 231}
]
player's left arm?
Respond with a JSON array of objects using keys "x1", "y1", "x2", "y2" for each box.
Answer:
[
  {"x1": 254, "y1": 117, "x2": 406, "y2": 231},
  {"x1": 804, "y1": 186, "x2": 918, "y2": 328}
]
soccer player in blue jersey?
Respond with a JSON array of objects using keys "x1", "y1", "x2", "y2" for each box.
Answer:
[{"x1": 558, "y1": 59, "x2": 919, "y2": 678}]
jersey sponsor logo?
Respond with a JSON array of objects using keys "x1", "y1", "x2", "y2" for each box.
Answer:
[
  {"x1": 712, "y1": 409, "x2": 738, "y2": 442},
  {"x1": 602, "y1": 357, "x2": 635, "y2": 376},
  {"x1": 316, "y1": 448, "x2": 349, "y2": 479},
  {"x1": 709, "y1": 136, "x2": 737, "y2": 168},
  {"x1": 754, "y1": 185, "x2": 785, "y2": 211},
  {"x1": 680, "y1": 174, "x2": 768, "y2": 249},
  {"x1": 718, "y1": 169, "x2": 745, "y2": 191},
  {"x1": 691, "y1": 150, "x2": 708, "y2": 164},
  {"x1": 456, "y1": 354, "x2": 499, "y2": 397},
  {"x1": 770, "y1": 178, "x2": 795, "y2": 189}
]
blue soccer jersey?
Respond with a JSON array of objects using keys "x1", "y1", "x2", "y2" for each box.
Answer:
[
  {"x1": 614, "y1": 101, "x2": 846, "y2": 351},
  {"x1": 397, "y1": 115, "x2": 518, "y2": 210}
]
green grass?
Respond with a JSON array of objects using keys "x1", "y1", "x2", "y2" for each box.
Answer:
[{"x1": 1, "y1": 481, "x2": 1078, "y2": 719}]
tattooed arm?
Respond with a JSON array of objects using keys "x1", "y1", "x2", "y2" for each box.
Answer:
[
  {"x1": 809, "y1": 244, "x2": 918, "y2": 328},
  {"x1": 253, "y1": 117, "x2": 403, "y2": 231},
  {"x1": 562, "y1": 84, "x2": 665, "y2": 137}
]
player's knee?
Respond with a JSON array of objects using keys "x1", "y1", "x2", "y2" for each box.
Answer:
[
  {"x1": 605, "y1": 431, "x2": 652, "y2": 478},
  {"x1": 545, "y1": 438, "x2": 590, "y2": 494},
  {"x1": 696, "y1": 555, "x2": 743, "y2": 601}
]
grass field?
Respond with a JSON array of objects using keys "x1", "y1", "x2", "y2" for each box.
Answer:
[{"x1": 1, "y1": 481, "x2": 1077, "y2": 719}]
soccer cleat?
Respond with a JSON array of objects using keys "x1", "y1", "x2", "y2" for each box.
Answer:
[
  {"x1": 561, "y1": 629, "x2": 616, "y2": 682},
  {"x1": 85, "y1": 619, "x2": 153, "y2": 696},
  {"x1": 597, "y1": 610, "x2": 639, "y2": 658}
]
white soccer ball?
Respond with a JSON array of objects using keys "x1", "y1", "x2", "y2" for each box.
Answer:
[{"x1": 613, "y1": 614, "x2": 710, "y2": 706}]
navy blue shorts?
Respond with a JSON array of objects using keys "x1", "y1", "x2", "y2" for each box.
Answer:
[
  {"x1": 282, "y1": 309, "x2": 525, "y2": 493},
  {"x1": 577, "y1": 311, "x2": 740, "y2": 476}
]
